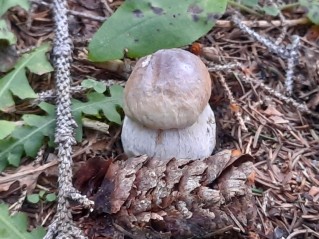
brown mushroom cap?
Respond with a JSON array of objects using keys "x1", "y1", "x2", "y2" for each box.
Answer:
[{"x1": 123, "y1": 48, "x2": 211, "y2": 130}]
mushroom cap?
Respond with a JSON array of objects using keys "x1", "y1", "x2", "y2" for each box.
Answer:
[
  {"x1": 123, "y1": 48, "x2": 211, "y2": 130},
  {"x1": 121, "y1": 104, "x2": 216, "y2": 160}
]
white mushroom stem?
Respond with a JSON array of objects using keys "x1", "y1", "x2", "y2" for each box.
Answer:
[{"x1": 121, "y1": 104, "x2": 216, "y2": 160}]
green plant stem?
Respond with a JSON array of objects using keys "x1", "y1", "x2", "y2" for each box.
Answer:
[
  {"x1": 280, "y1": 2, "x2": 300, "y2": 11},
  {"x1": 227, "y1": 0, "x2": 263, "y2": 17}
]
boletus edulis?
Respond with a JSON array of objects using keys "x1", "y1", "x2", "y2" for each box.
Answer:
[{"x1": 121, "y1": 48, "x2": 216, "y2": 160}]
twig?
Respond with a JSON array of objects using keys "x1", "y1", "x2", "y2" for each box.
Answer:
[
  {"x1": 202, "y1": 225, "x2": 234, "y2": 238},
  {"x1": 100, "y1": 0, "x2": 114, "y2": 15},
  {"x1": 9, "y1": 188, "x2": 27, "y2": 215},
  {"x1": 231, "y1": 15, "x2": 300, "y2": 94},
  {"x1": 68, "y1": 9, "x2": 107, "y2": 21},
  {"x1": 267, "y1": 0, "x2": 287, "y2": 45},
  {"x1": 231, "y1": 15, "x2": 291, "y2": 59},
  {"x1": 285, "y1": 36, "x2": 300, "y2": 95},
  {"x1": 216, "y1": 72, "x2": 248, "y2": 132},
  {"x1": 33, "y1": 145, "x2": 46, "y2": 165},
  {"x1": 237, "y1": 70, "x2": 319, "y2": 119},
  {"x1": 215, "y1": 18, "x2": 309, "y2": 28},
  {"x1": 44, "y1": 1, "x2": 93, "y2": 238},
  {"x1": 82, "y1": 117, "x2": 109, "y2": 134},
  {"x1": 286, "y1": 229, "x2": 311, "y2": 239},
  {"x1": 208, "y1": 62, "x2": 241, "y2": 72}
]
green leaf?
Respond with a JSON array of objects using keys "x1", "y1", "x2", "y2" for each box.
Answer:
[
  {"x1": 27, "y1": 194, "x2": 40, "y2": 204},
  {"x1": 0, "y1": 102, "x2": 56, "y2": 170},
  {"x1": 0, "y1": 85, "x2": 123, "y2": 171},
  {"x1": 89, "y1": 0, "x2": 227, "y2": 61},
  {"x1": 0, "y1": 44, "x2": 53, "y2": 111},
  {"x1": 0, "y1": 20, "x2": 18, "y2": 72},
  {"x1": 38, "y1": 190, "x2": 45, "y2": 198},
  {"x1": 81, "y1": 79, "x2": 107, "y2": 93},
  {"x1": 299, "y1": 0, "x2": 319, "y2": 24},
  {"x1": 0, "y1": 0, "x2": 30, "y2": 17},
  {"x1": 73, "y1": 85, "x2": 123, "y2": 124},
  {"x1": 0, "y1": 19, "x2": 16, "y2": 44},
  {"x1": 262, "y1": 6, "x2": 280, "y2": 16},
  {"x1": 0, "y1": 120, "x2": 17, "y2": 140},
  {"x1": 45, "y1": 193, "x2": 57, "y2": 202},
  {"x1": 241, "y1": 0, "x2": 258, "y2": 7},
  {"x1": 0, "y1": 203, "x2": 46, "y2": 239}
]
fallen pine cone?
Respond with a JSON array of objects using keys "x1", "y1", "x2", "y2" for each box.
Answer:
[{"x1": 75, "y1": 149, "x2": 256, "y2": 238}]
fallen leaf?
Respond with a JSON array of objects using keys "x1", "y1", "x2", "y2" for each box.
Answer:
[
  {"x1": 231, "y1": 149, "x2": 242, "y2": 157},
  {"x1": 308, "y1": 186, "x2": 319, "y2": 197},
  {"x1": 263, "y1": 105, "x2": 283, "y2": 116},
  {"x1": 0, "y1": 160, "x2": 58, "y2": 193},
  {"x1": 229, "y1": 103, "x2": 240, "y2": 113},
  {"x1": 247, "y1": 171, "x2": 256, "y2": 185},
  {"x1": 269, "y1": 115, "x2": 289, "y2": 124},
  {"x1": 305, "y1": 25, "x2": 319, "y2": 42}
]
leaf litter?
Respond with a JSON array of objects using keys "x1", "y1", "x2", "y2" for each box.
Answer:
[{"x1": 0, "y1": 0, "x2": 319, "y2": 238}]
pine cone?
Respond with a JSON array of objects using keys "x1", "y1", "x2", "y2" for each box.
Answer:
[{"x1": 75, "y1": 150, "x2": 256, "y2": 238}]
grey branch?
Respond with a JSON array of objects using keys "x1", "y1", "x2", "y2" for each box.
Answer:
[
  {"x1": 231, "y1": 15, "x2": 300, "y2": 95},
  {"x1": 44, "y1": 1, "x2": 93, "y2": 238}
]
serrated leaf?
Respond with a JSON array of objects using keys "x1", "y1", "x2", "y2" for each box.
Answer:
[
  {"x1": 0, "y1": 0, "x2": 30, "y2": 17},
  {"x1": 73, "y1": 85, "x2": 123, "y2": 124},
  {"x1": 262, "y1": 6, "x2": 280, "y2": 16},
  {"x1": 0, "y1": 203, "x2": 46, "y2": 239},
  {"x1": 0, "y1": 40, "x2": 18, "y2": 73},
  {"x1": 81, "y1": 79, "x2": 107, "y2": 93},
  {"x1": 89, "y1": 0, "x2": 227, "y2": 61},
  {"x1": 0, "y1": 44, "x2": 53, "y2": 111},
  {"x1": 0, "y1": 85, "x2": 123, "y2": 171},
  {"x1": 27, "y1": 194, "x2": 40, "y2": 204},
  {"x1": 0, "y1": 19, "x2": 16, "y2": 44},
  {"x1": 0, "y1": 102, "x2": 56, "y2": 171},
  {"x1": 0, "y1": 120, "x2": 16, "y2": 140},
  {"x1": 299, "y1": 0, "x2": 319, "y2": 25}
]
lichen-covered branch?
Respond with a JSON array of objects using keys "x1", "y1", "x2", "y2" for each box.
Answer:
[
  {"x1": 44, "y1": 0, "x2": 93, "y2": 238},
  {"x1": 231, "y1": 15, "x2": 300, "y2": 94}
]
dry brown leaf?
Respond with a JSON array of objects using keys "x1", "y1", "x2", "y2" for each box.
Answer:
[
  {"x1": 307, "y1": 92, "x2": 319, "y2": 110},
  {"x1": 269, "y1": 115, "x2": 289, "y2": 124},
  {"x1": 0, "y1": 160, "x2": 58, "y2": 193},
  {"x1": 308, "y1": 186, "x2": 319, "y2": 197},
  {"x1": 263, "y1": 105, "x2": 283, "y2": 116}
]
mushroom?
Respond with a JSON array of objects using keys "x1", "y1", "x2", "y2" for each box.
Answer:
[{"x1": 121, "y1": 48, "x2": 216, "y2": 160}]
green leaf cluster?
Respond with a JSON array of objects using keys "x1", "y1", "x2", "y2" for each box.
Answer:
[
  {"x1": 0, "y1": 44, "x2": 53, "y2": 111},
  {"x1": 0, "y1": 103, "x2": 56, "y2": 171},
  {"x1": 0, "y1": 85, "x2": 123, "y2": 171},
  {"x1": 0, "y1": 0, "x2": 30, "y2": 17},
  {"x1": 89, "y1": 0, "x2": 227, "y2": 61},
  {"x1": 299, "y1": 0, "x2": 319, "y2": 24},
  {"x1": 27, "y1": 191, "x2": 57, "y2": 204},
  {"x1": 0, "y1": 203, "x2": 46, "y2": 239},
  {"x1": 0, "y1": 19, "x2": 16, "y2": 44},
  {"x1": 81, "y1": 79, "x2": 107, "y2": 93}
]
